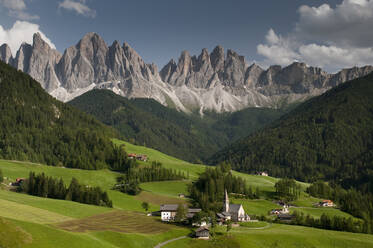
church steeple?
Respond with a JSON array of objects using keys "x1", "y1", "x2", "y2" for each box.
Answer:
[{"x1": 223, "y1": 189, "x2": 229, "y2": 212}]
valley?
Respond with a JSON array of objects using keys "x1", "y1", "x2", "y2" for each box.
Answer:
[
  {"x1": 1, "y1": 2, "x2": 373, "y2": 246},
  {"x1": 1, "y1": 141, "x2": 372, "y2": 248}
]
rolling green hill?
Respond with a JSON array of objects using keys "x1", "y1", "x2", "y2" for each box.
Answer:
[
  {"x1": 209, "y1": 72, "x2": 373, "y2": 194},
  {"x1": 0, "y1": 140, "x2": 370, "y2": 247},
  {"x1": 0, "y1": 61, "x2": 120, "y2": 170},
  {"x1": 69, "y1": 89, "x2": 285, "y2": 162}
]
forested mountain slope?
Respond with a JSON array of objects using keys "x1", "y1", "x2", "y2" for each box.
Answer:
[
  {"x1": 209, "y1": 72, "x2": 373, "y2": 194},
  {"x1": 0, "y1": 61, "x2": 120, "y2": 169},
  {"x1": 69, "y1": 90, "x2": 285, "y2": 162}
]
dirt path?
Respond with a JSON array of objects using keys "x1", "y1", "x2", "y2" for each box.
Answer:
[{"x1": 154, "y1": 236, "x2": 187, "y2": 248}]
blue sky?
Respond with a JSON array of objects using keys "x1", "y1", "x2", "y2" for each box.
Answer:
[{"x1": 1, "y1": 0, "x2": 372, "y2": 72}]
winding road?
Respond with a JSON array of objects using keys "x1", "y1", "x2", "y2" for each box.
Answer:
[{"x1": 154, "y1": 236, "x2": 187, "y2": 248}]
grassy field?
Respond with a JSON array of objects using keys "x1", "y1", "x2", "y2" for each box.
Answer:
[
  {"x1": 292, "y1": 196, "x2": 324, "y2": 207},
  {"x1": 113, "y1": 139, "x2": 205, "y2": 179},
  {"x1": 0, "y1": 141, "x2": 355, "y2": 217},
  {"x1": 0, "y1": 217, "x2": 32, "y2": 248},
  {"x1": 239, "y1": 221, "x2": 268, "y2": 228},
  {"x1": 0, "y1": 140, "x2": 370, "y2": 248},
  {"x1": 0, "y1": 188, "x2": 190, "y2": 248},
  {"x1": 140, "y1": 180, "x2": 189, "y2": 198},
  {"x1": 0, "y1": 190, "x2": 112, "y2": 219},
  {"x1": 56, "y1": 210, "x2": 178, "y2": 234},
  {"x1": 232, "y1": 198, "x2": 279, "y2": 216},
  {"x1": 115, "y1": 139, "x2": 286, "y2": 196},
  {"x1": 0, "y1": 159, "x2": 156, "y2": 213},
  {"x1": 135, "y1": 191, "x2": 187, "y2": 206},
  {"x1": 0, "y1": 159, "x2": 118, "y2": 190},
  {"x1": 290, "y1": 207, "x2": 356, "y2": 219},
  {"x1": 12, "y1": 217, "x2": 189, "y2": 248},
  {"x1": 0, "y1": 198, "x2": 73, "y2": 224},
  {"x1": 165, "y1": 224, "x2": 373, "y2": 248}
]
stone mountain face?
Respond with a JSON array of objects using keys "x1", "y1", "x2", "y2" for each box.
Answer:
[
  {"x1": 0, "y1": 44, "x2": 13, "y2": 64},
  {"x1": 1, "y1": 32, "x2": 373, "y2": 113}
]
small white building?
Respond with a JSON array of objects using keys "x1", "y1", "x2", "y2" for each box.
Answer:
[
  {"x1": 257, "y1": 172, "x2": 268, "y2": 176},
  {"x1": 271, "y1": 205, "x2": 289, "y2": 215},
  {"x1": 160, "y1": 204, "x2": 201, "y2": 222},
  {"x1": 320, "y1": 200, "x2": 334, "y2": 207}
]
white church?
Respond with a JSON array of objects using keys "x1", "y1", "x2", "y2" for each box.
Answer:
[{"x1": 217, "y1": 190, "x2": 250, "y2": 222}]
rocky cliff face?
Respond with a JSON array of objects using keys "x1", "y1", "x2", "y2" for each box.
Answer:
[{"x1": 1, "y1": 32, "x2": 373, "y2": 113}]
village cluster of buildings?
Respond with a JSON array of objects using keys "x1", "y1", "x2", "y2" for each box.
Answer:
[
  {"x1": 10, "y1": 178, "x2": 25, "y2": 186},
  {"x1": 158, "y1": 189, "x2": 336, "y2": 239},
  {"x1": 160, "y1": 190, "x2": 250, "y2": 224},
  {"x1": 256, "y1": 171, "x2": 269, "y2": 176},
  {"x1": 319, "y1": 200, "x2": 335, "y2": 207},
  {"x1": 159, "y1": 190, "x2": 251, "y2": 239},
  {"x1": 127, "y1": 153, "x2": 148, "y2": 162},
  {"x1": 270, "y1": 205, "x2": 289, "y2": 215}
]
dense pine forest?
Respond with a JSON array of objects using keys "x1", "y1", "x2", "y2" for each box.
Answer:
[
  {"x1": 209, "y1": 73, "x2": 373, "y2": 195},
  {"x1": 0, "y1": 61, "x2": 135, "y2": 170},
  {"x1": 21, "y1": 172, "x2": 113, "y2": 207},
  {"x1": 188, "y1": 163, "x2": 257, "y2": 211},
  {"x1": 69, "y1": 89, "x2": 285, "y2": 162}
]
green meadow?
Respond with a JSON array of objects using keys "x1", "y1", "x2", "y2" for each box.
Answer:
[
  {"x1": 165, "y1": 224, "x2": 373, "y2": 248},
  {"x1": 0, "y1": 140, "x2": 371, "y2": 248},
  {"x1": 140, "y1": 180, "x2": 189, "y2": 198}
]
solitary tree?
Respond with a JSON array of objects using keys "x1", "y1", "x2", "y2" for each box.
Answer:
[
  {"x1": 142, "y1": 201, "x2": 149, "y2": 212},
  {"x1": 174, "y1": 204, "x2": 187, "y2": 223},
  {"x1": 226, "y1": 220, "x2": 232, "y2": 233}
]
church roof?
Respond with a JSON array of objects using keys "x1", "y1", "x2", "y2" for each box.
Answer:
[{"x1": 228, "y1": 204, "x2": 242, "y2": 213}]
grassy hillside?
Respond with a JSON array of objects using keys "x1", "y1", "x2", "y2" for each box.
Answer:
[
  {"x1": 70, "y1": 89, "x2": 285, "y2": 162},
  {"x1": 209, "y1": 72, "x2": 373, "y2": 194},
  {"x1": 165, "y1": 224, "x2": 373, "y2": 248},
  {"x1": 0, "y1": 140, "x2": 369, "y2": 247}
]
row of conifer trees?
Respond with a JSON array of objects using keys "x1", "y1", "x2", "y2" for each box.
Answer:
[{"x1": 21, "y1": 172, "x2": 112, "y2": 207}]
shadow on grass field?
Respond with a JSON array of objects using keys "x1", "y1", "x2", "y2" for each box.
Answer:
[
  {"x1": 0, "y1": 217, "x2": 32, "y2": 248},
  {"x1": 55, "y1": 211, "x2": 175, "y2": 234},
  {"x1": 0, "y1": 198, "x2": 73, "y2": 224}
]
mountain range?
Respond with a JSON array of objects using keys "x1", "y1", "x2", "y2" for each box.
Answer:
[{"x1": 1, "y1": 32, "x2": 373, "y2": 113}]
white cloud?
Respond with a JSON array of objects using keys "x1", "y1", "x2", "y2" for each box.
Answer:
[
  {"x1": 296, "y1": 0, "x2": 373, "y2": 47},
  {"x1": 257, "y1": 0, "x2": 373, "y2": 72},
  {"x1": 1, "y1": 0, "x2": 26, "y2": 11},
  {"x1": 0, "y1": 0, "x2": 39, "y2": 21},
  {"x1": 58, "y1": 0, "x2": 96, "y2": 18},
  {"x1": 0, "y1": 21, "x2": 56, "y2": 55},
  {"x1": 257, "y1": 29, "x2": 300, "y2": 66},
  {"x1": 299, "y1": 44, "x2": 373, "y2": 69}
]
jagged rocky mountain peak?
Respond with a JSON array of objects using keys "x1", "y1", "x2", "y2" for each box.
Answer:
[
  {"x1": 210, "y1": 45, "x2": 225, "y2": 71},
  {"x1": 200, "y1": 48, "x2": 209, "y2": 60},
  {"x1": 111, "y1": 40, "x2": 121, "y2": 48},
  {"x1": 0, "y1": 44, "x2": 13, "y2": 64},
  {"x1": 32, "y1": 33, "x2": 48, "y2": 48},
  {"x1": 1, "y1": 32, "x2": 373, "y2": 113},
  {"x1": 79, "y1": 32, "x2": 106, "y2": 46}
]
